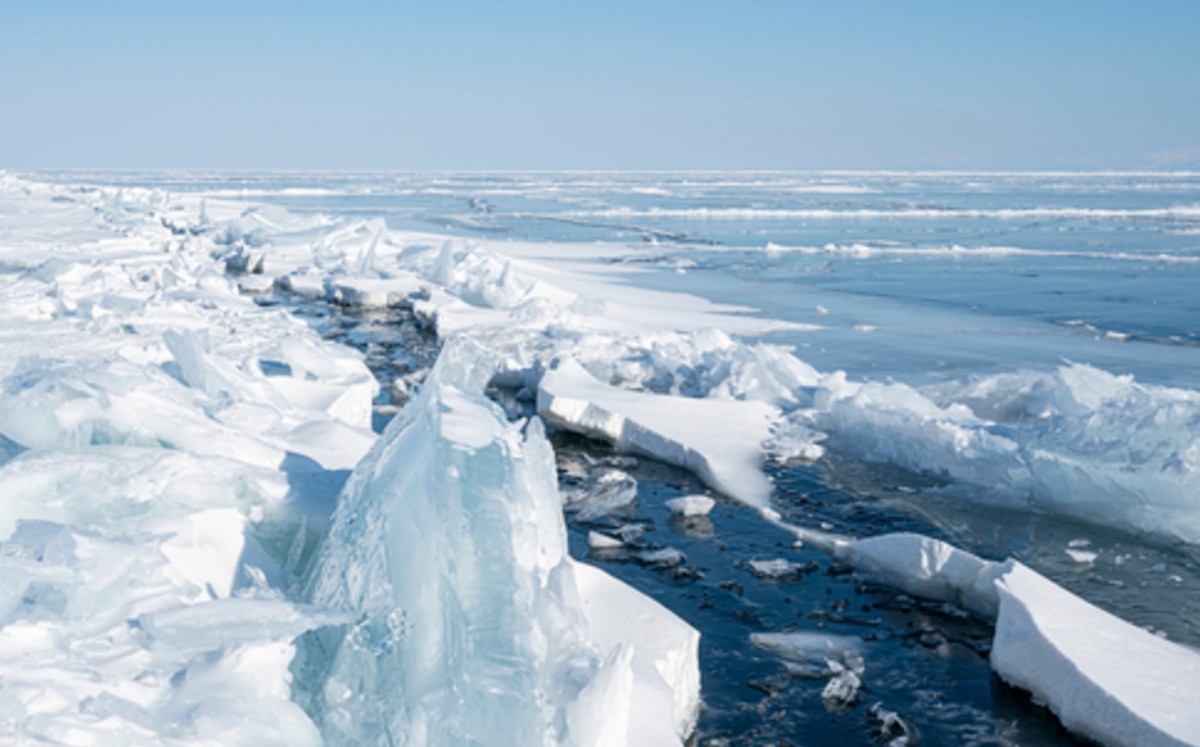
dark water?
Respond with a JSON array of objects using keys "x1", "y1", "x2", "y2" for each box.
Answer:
[
  {"x1": 263, "y1": 290, "x2": 1090, "y2": 746},
  {"x1": 554, "y1": 434, "x2": 1087, "y2": 747}
]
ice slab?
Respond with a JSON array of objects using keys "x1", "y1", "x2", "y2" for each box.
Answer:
[
  {"x1": 539, "y1": 358, "x2": 778, "y2": 507},
  {"x1": 992, "y1": 563, "x2": 1200, "y2": 747},
  {"x1": 826, "y1": 531, "x2": 1200, "y2": 746}
]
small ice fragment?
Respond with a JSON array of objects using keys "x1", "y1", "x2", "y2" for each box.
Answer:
[
  {"x1": 750, "y1": 631, "x2": 861, "y2": 662},
  {"x1": 638, "y1": 547, "x2": 686, "y2": 568},
  {"x1": 816, "y1": 305, "x2": 829, "y2": 316},
  {"x1": 1065, "y1": 548, "x2": 1098, "y2": 565},
  {"x1": 616, "y1": 524, "x2": 646, "y2": 545},
  {"x1": 665, "y1": 494, "x2": 714, "y2": 517},
  {"x1": 759, "y1": 507, "x2": 782, "y2": 523},
  {"x1": 748, "y1": 558, "x2": 816, "y2": 580},
  {"x1": 868, "y1": 702, "x2": 918, "y2": 747},
  {"x1": 821, "y1": 660, "x2": 861, "y2": 707},
  {"x1": 588, "y1": 531, "x2": 624, "y2": 550},
  {"x1": 1067, "y1": 538, "x2": 1091, "y2": 548}
]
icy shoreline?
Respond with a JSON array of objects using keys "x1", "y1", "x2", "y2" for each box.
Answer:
[{"x1": 1, "y1": 173, "x2": 1199, "y2": 746}]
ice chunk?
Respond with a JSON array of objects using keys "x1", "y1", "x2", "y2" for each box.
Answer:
[
  {"x1": 665, "y1": 494, "x2": 715, "y2": 517},
  {"x1": 825, "y1": 363, "x2": 1200, "y2": 545},
  {"x1": 539, "y1": 357, "x2": 778, "y2": 507},
  {"x1": 638, "y1": 547, "x2": 687, "y2": 568},
  {"x1": 868, "y1": 702, "x2": 918, "y2": 747},
  {"x1": 747, "y1": 558, "x2": 816, "y2": 580},
  {"x1": 572, "y1": 561, "x2": 701, "y2": 744},
  {"x1": 563, "y1": 466, "x2": 639, "y2": 520},
  {"x1": 588, "y1": 531, "x2": 625, "y2": 550},
  {"x1": 833, "y1": 533, "x2": 1006, "y2": 619},
  {"x1": 991, "y1": 562, "x2": 1200, "y2": 747},
  {"x1": 303, "y1": 339, "x2": 699, "y2": 745},
  {"x1": 821, "y1": 660, "x2": 862, "y2": 708},
  {"x1": 750, "y1": 631, "x2": 862, "y2": 662}
]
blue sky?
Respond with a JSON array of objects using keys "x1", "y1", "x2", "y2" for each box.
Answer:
[{"x1": 2, "y1": 1, "x2": 1197, "y2": 170}]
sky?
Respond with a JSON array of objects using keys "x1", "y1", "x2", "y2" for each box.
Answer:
[{"x1": 1, "y1": 1, "x2": 1198, "y2": 171}]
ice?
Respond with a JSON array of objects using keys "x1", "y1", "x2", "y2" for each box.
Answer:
[
  {"x1": 750, "y1": 631, "x2": 863, "y2": 662},
  {"x1": 821, "y1": 660, "x2": 863, "y2": 708},
  {"x1": 814, "y1": 363, "x2": 1200, "y2": 545},
  {"x1": 302, "y1": 339, "x2": 699, "y2": 745},
  {"x1": 833, "y1": 533, "x2": 1006, "y2": 619},
  {"x1": 562, "y1": 465, "x2": 640, "y2": 520},
  {"x1": 638, "y1": 547, "x2": 687, "y2": 568},
  {"x1": 0, "y1": 177, "x2": 385, "y2": 744},
  {"x1": 750, "y1": 630, "x2": 865, "y2": 705},
  {"x1": 822, "y1": 531, "x2": 1200, "y2": 746},
  {"x1": 539, "y1": 357, "x2": 778, "y2": 507},
  {"x1": 991, "y1": 562, "x2": 1200, "y2": 746},
  {"x1": 588, "y1": 531, "x2": 625, "y2": 550},
  {"x1": 8, "y1": 172, "x2": 1200, "y2": 745},
  {"x1": 665, "y1": 494, "x2": 715, "y2": 517},
  {"x1": 747, "y1": 558, "x2": 816, "y2": 580},
  {"x1": 868, "y1": 703, "x2": 918, "y2": 747}
]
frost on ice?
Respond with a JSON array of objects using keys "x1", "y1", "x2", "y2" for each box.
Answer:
[{"x1": 301, "y1": 339, "x2": 700, "y2": 746}]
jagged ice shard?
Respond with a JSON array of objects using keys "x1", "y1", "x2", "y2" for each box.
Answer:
[{"x1": 302, "y1": 339, "x2": 700, "y2": 746}]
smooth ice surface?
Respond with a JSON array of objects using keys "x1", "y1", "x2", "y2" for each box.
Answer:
[{"x1": 303, "y1": 339, "x2": 699, "y2": 746}]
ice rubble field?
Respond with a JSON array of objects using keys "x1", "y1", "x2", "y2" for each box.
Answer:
[{"x1": 0, "y1": 173, "x2": 1198, "y2": 746}]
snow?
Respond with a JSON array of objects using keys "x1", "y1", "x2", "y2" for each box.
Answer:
[
  {"x1": 4, "y1": 172, "x2": 1200, "y2": 746},
  {"x1": 992, "y1": 563, "x2": 1200, "y2": 747},
  {"x1": 665, "y1": 494, "x2": 715, "y2": 517}
]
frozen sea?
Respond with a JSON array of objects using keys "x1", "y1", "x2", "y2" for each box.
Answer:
[
  {"x1": 44, "y1": 170, "x2": 1200, "y2": 385},
  {"x1": 16, "y1": 170, "x2": 1200, "y2": 745}
]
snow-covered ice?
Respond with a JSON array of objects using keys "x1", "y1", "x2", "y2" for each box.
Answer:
[
  {"x1": 665, "y1": 494, "x2": 715, "y2": 517},
  {"x1": 539, "y1": 358, "x2": 778, "y2": 507},
  {"x1": 4, "y1": 170, "x2": 1200, "y2": 746}
]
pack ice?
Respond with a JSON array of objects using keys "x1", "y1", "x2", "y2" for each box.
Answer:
[
  {"x1": 0, "y1": 175, "x2": 699, "y2": 745},
  {"x1": 4, "y1": 172, "x2": 1200, "y2": 747}
]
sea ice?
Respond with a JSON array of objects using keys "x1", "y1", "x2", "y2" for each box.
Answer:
[
  {"x1": 539, "y1": 358, "x2": 777, "y2": 507},
  {"x1": 665, "y1": 494, "x2": 715, "y2": 517},
  {"x1": 302, "y1": 339, "x2": 699, "y2": 745}
]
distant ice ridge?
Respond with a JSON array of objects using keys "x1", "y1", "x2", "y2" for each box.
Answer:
[
  {"x1": 301, "y1": 339, "x2": 699, "y2": 746},
  {"x1": 760, "y1": 241, "x2": 1200, "y2": 264},
  {"x1": 563, "y1": 204, "x2": 1200, "y2": 221}
]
